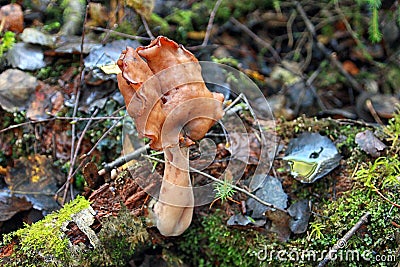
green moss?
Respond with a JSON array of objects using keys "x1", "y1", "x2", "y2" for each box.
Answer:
[
  {"x1": 177, "y1": 211, "x2": 273, "y2": 266},
  {"x1": 1, "y1": 196, "x2": 90, "y2": 267},
  {"x1": 78, "y1": 205, "x2": 149, "y2": 267},
  {"x1": 0, "y1": 31, "x2": 16, "y2": 56}
]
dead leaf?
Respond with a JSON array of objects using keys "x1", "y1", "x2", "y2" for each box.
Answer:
[
  {"x1": 0, "y1": 194, "x2": 33, "y2": 222},
  {"x1": 355, "y1": 130, "x2": 387, "y2": 157},
  {"x1": 265, "y1": 209, "x2": 291, "y2": 242},
  {"x1": 126, "y1": 0, "x2": 155, "y2": 19},
  {"x1": 342, "y1": 60, "x2": 359, "y2": 75},
  {"x1": 87, "y1": 2, "x2": 108, "y2": 27},
  {"x1": 5, "y1": 155, "x2": 65, "y2": 212},
  {"x1": 27, "y1": 82, "x2": 64, "y2": 121}
]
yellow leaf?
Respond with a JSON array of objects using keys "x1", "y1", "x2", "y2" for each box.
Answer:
[{"x1": 100, "y1": 64, "x2": 121, "y2": 74}]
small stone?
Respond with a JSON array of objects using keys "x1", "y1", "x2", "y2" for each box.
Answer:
[
  {"x1": 6, "y1": 43, "x2": 46, "y2": 70},
  {"x1": 0, "y1": 69, "x2": 38, "y2": 112}
]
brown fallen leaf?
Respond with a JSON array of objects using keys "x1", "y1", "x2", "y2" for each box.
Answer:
[
  {"x1": 27, "y1": 82, "x2": 64, "y2": 121},
  {"x1": 0, "y1": 195, "x2": 33, "y2": 222}
]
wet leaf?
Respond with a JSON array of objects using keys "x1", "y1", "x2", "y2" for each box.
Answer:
[
  {"x1": 265, "y1": 209, "x2": 291, "y2": 242},
  {"x1": 27, "y1": 82, "x2": 64, "y2": 121},
  {"x1": 227, "y1": 213, "x2": 266, "y2": 227},
  {"x1": 283, "y1": 133, "x2": 341, "y2": 183},
  {"x1": 355, "y1": 130, "x2": 386, "y2": 157},
  {"x1": 288, "y1": 199, "x2": 311, "y2": 234},
  {"x1": 54, "y1": 36, "x2": 100, "y2": 54},
  {"x1": 0, "y1": 193, "x2": 33, "y2": 222},
  {"x1": 246, "y1": 176, "x2": 288, "y2": 219},
  {"x1": 0, "y1": 69, "x2": 38, "y2": 112},
  {"x1": 5, "y1": 155, "x2": 65, "y2": 212},
  {"x1": 84, "y1": 39, "x2": 139, "y2": 80}
]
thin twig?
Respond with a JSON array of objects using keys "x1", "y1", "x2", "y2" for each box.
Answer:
[
  {"x1": 230, "y1": 17, "x2": 281, "y2": 62},
  {"x1": 365, "y1": 99, "x2": 384, "y2": 125},
  {"x1": 145, "y1": 155, "x2": 288, "y2": 213},
  {"x1": 202, "y1": 0, "x2": 223, "y2": 46},
  {"x1": 62, "y1": 108, "x2": 98, "y2": 203},
  {"x1": 0, "y1": 116, "x2": 124, "y2": 134},
  {"x1": 80, "y1": 116, "x2": 124, "y2": 160},
  {"x1": 140, "y1": 14, "x2": 155, "y2": 40},
  {"x1": 318, "y1": 212, "x2": 370, "y2": 267},
  {"x1": 61, "y1": 3, "x2": 90, "y2": 205},
  {"x1": 294, "y1": 1, "x2": 364, "y2": 93},
  {"x1": 86, "y1": 26, "x2": 152, "y2": 40},
  {"x1": 374, "y1": 189, "x2": 400, "y2": 208},
  {"x1": 287, "y1": 10, "x2": 297, "y2": 48}
]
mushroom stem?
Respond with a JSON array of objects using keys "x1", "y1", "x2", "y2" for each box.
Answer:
[{"x1": 153, "y1": 145, "x2": 194, "y2": 236}]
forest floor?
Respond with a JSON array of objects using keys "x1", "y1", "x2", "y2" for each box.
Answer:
[{"x1": 0, "y1": 0, "x2": 399, "y2": 266}]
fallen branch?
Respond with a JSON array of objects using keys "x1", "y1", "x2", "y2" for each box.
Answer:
[
  {"x1": 97, "y1": 144, "x2": 150, "y2": 175},
  {"x1": 318, "y1": 212, "x2": 370, "y2": 267}
]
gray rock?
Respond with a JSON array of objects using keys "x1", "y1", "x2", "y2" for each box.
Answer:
[
  {"x1": 246, "y1": 176, "x2": 288, "y2": 219},
  {"x1": 20, "y1": 28, "x2": 55, "y2": 47},
  {"x1": 0, "y1": 69, "x2": 38, "y2": 112},
  {"x1": 6, "y1": 43, "x2": 46, "y2": 70},
  {"x1": 288, "y1": 199, "x2": 311, "y2": 234}
]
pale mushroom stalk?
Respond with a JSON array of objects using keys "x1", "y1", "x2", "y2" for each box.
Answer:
[{"x1": 154, "y1": 145, "x2": 194, "y2": 236}]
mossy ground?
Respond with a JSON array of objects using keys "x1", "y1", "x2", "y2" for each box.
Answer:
[
  {"x1": 169, "y1": 114, "x2": 400, "y2": 266},
  {"x1": 2, "y1": 114, "x2": 399, "y2": 266}
]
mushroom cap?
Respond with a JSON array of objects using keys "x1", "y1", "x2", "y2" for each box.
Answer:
[{"x1": 117, "y1": 36, "x2": 224, "y2": 150}]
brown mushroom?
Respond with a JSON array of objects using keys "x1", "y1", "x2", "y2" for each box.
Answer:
[{"x1": 117, "y1": 36, "x2": 224, "y2": 236}]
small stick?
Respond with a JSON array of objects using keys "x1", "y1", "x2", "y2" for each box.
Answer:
[
  {"x1": 140, "y1": 14, "x2": 155, "y2": 40},
  {"x1": 202, "y1": 0, "x2": 223, "y2": 46},
  {"x1": 61, "y1": 4, "x2": 90, "y2": 204},
  {"x1": 374, "y1": 189, "x2": 400, "y2": 209},
  {"x1": 86, "y1": 26, "x2": 152, "y2": 41},
  {"x1": 294, "y1": 1, "x2": 363, "y2": 93},
  {"x1": 80, "y1": 116, "x2": 124, "y2": 160},
  {"x1": 62, "y1": 108, "x2": 98, "y2": 203},
  {"x1": 230, "y1": 17, "x2": 281, "y2": 62},
  {"x1": 318, "y1": 212, "x2": 370, "y2": 267},
  {"x1": 365, "y1": 99, "x2": 384, "y2": 125},
  {"x1": 97, "y1": 144, "x2": 150, "y2": 175}
]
